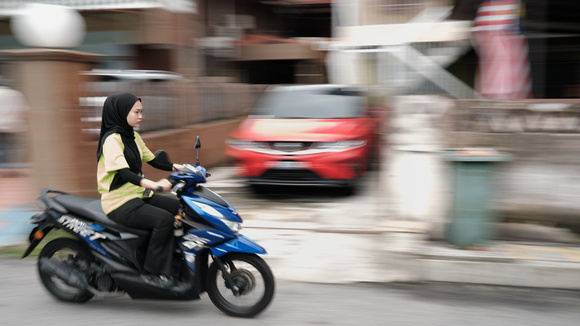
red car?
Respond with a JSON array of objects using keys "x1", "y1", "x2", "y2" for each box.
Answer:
[{"x1": 225, "y1": 85, "x2": 383, "y2": 191}]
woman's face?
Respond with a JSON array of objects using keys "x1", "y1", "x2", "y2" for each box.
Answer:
[{"x1": 126, "y1": 100, "x2": 143, "y2": 128}]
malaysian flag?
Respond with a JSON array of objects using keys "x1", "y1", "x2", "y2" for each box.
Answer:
[{"x1": 472, "y1": 0, "x2": 532, "y2": 99}]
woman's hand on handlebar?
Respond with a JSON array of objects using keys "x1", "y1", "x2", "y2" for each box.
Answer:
[
  {"x1": 154, "y1": 179, "x2": 172, "y2": 192},
  {"x1": 172, "y1": 164, "x2": 185, "y2": 172},
  {"x1": 141, "y1": 178, "x2": 172, "y2": 192}
]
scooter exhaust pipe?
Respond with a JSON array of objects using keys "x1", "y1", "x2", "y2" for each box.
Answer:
[{"x1": 39, "y1": 257, "x2": 89, "y2": 290}]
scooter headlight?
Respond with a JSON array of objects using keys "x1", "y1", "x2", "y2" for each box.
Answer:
[
  {"x1": 222, "y1": 219, "x2": 242, "y2": 234},
  {"x1": 191, "y1": 201, "x2": 242, "y2": 233}
]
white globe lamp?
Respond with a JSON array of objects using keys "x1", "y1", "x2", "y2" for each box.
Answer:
[{"x1": 11, "y1": 3, "x2": 86, "y2": 48}]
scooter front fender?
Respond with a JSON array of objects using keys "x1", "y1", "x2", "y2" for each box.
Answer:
[{"x1": 210, "y1": 234, "x2": 267, "y2": 257}]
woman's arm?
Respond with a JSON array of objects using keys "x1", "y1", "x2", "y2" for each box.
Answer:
[
  {"x1": 118, "y1": 168, "x2": 171, "y2": 192},
  {"x1": 147, "y1": 156, "x2": 173, "y2": 171},
  {"x1": 117, "y1": 168, "x2": 142, "y2": 186},
  {"x1": 147, "y1": 155, "x2": 185, "y2": 172}
]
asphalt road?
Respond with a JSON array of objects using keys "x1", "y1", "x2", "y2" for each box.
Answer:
[{"x1": 2, "y1": 257, "x2": 580, "y2": 326}]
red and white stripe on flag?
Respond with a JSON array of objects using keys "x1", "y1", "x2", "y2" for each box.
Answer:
[
  {"x1": 472, "y1": 0, "x2": 532, "y2": 99},
  {"x1": 473, "y1": 0, "x2": 520, "y2": 31}
]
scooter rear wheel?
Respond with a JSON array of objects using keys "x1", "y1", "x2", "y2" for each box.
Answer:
[
  {"x1": 38, "y1": 238, "x2": 94, "y2": 303},
  {"x1": 207, "y1": 253, "x2": 275, "y2": 317}
]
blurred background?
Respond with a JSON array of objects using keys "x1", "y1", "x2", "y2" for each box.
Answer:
[{"x1": 1, "y1": 0, "x2": 580, "y2": 239}]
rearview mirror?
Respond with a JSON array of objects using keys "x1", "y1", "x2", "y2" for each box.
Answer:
[
  {"x1": 154, "y1": 150, "x2": 171, "y2": 165},
  {"x1": 194, "y1": 136, "x2": 201, "y2": 165}
]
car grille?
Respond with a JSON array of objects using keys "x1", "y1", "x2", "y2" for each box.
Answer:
[
  {"x1": 261, "y1": 169, "x2": 321, "y2": 181},
  {"x1": 269, "y1": 142, "x2": 312, "y2": 153}
]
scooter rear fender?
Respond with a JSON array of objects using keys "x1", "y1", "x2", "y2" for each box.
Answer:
[
  {"x1": 22, "y1": 213, "x2": 55, "y2": 259},
  {"x1": 210, "y1": 234, "x2": 267, "y2": 257}
]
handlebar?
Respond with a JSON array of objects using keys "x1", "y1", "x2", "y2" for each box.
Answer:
[
  {"x1": 171, "y1": 181, "x2": 186, "y2": 195},
  {"x1": 164, "y1": 165, "x2": 209, "y2": 195},
  {"x1": 147, "y1": 176, "x2": 184, "y2": 194},
  {"x1": 156, "y1": 176, "x2": 181, "y2": 193}
]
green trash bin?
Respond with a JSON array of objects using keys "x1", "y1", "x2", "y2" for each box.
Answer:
[{"x1": 443, "y1": 148, "x2": 512, "y2": 249}]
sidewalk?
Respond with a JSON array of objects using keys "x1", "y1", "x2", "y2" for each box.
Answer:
[{"x1": 237, "y1": 205, "x2": 580, "y2": 289}]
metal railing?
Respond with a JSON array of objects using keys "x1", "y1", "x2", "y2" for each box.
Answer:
[{"x1": 79, "y1": 80, "x2": 268, "y2": 141}]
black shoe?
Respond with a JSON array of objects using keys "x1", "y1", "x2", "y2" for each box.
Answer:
[{"x1": 142, "y1": 274, "x2": 176, "y2": 288}]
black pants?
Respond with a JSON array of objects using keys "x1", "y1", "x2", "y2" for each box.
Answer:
[{"x1": 108, "y1": 194, "x2": 180, "y2": 275}]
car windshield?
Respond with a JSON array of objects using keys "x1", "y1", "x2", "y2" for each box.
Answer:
[{"x1": 251, "y1": 90, "x2": 364, "y2": 119}]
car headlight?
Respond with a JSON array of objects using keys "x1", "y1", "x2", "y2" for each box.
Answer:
[
  {"x1": 226, "y1": 138, "x2": 269, "y2": 152},
  {"x1": 226, "y1": 138, "x2": 252, "y2": 150},
  {"x1": 312, "y1": 140, "x2": 366, "y2": 152}
]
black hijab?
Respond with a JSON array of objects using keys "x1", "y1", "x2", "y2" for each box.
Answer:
[{"x1": 96, "y1": 92, "x2": 143, "y2": 174}]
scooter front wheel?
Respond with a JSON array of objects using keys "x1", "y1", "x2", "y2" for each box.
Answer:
[{"x1": 207, "y1": 253, "x2": 275, "y2": 317}]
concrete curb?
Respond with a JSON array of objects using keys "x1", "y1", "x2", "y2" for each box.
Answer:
[
  {"x1": 405, "y1": 241, "x2": 580, "y2": 290},
  {"x1": 242, "y1": 223, "x2": 580, "y2": 288}
]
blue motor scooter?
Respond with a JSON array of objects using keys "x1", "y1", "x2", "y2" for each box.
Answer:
[{"x1": 22, "y1": 137, "x2": 275, "y2": 317}]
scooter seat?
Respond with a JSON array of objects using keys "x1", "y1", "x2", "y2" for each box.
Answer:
[{"x1": 54, "y1": 195, "x2": 149, "y2": 236}]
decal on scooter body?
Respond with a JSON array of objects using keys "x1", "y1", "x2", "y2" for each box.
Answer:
[
  {"x1": 56, "y1": 215, "x2": 110, "y2": 257},
  {"x1": 181, "y1": 229, "x2": 233, "y2": 250},
  {"x1": 210, "y1": 234, "x2": 267, "y2": 257}
]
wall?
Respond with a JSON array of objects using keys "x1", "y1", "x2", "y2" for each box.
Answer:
[
  {"x1": 442, "y1": 99, "x2": 580, "y2": 231},
  {"x1": 388, "y1": 95, "x2": 580, "y2": 235}
]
